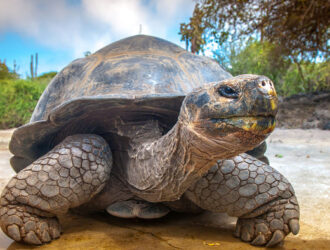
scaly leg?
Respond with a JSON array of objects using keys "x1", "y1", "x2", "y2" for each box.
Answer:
[
  {"x1": 0, "y1": 134, "x2": 112, "y2": 244},
  {"x1": 185, "y1": 153, "x2": 299, "y2": 247}
]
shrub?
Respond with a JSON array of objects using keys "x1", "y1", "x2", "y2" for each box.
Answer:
[
  {"x1": 36, "y1": 71, "x2": 57, "y2": 82},
  {"x1": 228, "y1": 40, "x2": 290, "y2": 89},
  {"x1": 0, "y1": 79, "x2": 47, "y2": 128},
  {"x1": 226, "y1": 40, "x2": 330, "y2": 96},
  {"x1": 0, "y1": 62, "x2": 18, "y2": 80}
]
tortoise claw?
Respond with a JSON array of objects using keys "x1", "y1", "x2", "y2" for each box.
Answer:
[
  {"x1": 289, "y1": 219, "x2": 300, "y2": 235},
  {"x1": 24, "y1": 231, "x2": 42, "y2": 245},
  {"x1": 7, "y1": 224, "x2": 21, "y2": 242},
  {"x1": 266, "y1": 230, "x2": 284, "y2": 247},
  {"x1": 241, "y1": 227, "x2": 252, "y2": 242},
  {"x1": 251, "y1": 234, "x2": 266, "y2": 246}
]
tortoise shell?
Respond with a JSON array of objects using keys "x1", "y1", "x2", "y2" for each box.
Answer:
[{"x1": 9, "y1": 35, "x2": 232, "y2": 172}]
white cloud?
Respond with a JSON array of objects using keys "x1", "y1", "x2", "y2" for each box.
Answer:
[
  {"x1": 0, "y1": 0, "x2": 195, "y2": 58},
  {"x1": 82, "y1": 0, "x2": 195, "y2": 39},
  {"x1": 82, "y1": 0, "x2": 150, "y2": 36}
]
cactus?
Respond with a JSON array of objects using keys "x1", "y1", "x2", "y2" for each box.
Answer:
[
  {"x1": 30, "y1": 54, "x2": 34, "y2": 79},
  {"x1": 29, "y1": 53, "x2": 38, "y2": 78},
  {"x1": 13, "y1": 60, "x2": 16, "y2": 74},
  {"x1": 35, "y1": 53, "x2": 38, "y2": 78}
]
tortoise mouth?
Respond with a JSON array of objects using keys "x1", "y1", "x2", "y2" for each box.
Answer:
[{"x1": 211, "y1": 115, "x2": 276, "y2": 134}]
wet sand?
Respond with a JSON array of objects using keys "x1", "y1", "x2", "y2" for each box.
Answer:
[{"x1": 0, "y1": 128, "x2": 329, "y2": 249}]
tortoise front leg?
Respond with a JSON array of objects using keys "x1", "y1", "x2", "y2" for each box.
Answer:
[
  {"x1": 0, "y1": 134, "x2": 112, "y2": 244},
  {"x1": 185, "y1": 153, "x2": 299, "y2": 247}
]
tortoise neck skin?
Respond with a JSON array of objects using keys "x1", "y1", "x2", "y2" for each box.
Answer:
[{"x1": 123, "y1": 75, "x2": 278, "y2": 202}]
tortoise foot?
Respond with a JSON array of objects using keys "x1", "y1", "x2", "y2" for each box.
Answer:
[
  {"x1": 234, "y1": 197, "x2": 299, "y2": 247},
  {"x1": 106, "y1": 200, "x2": 170, "y2": 219},
  {"x1": 0, "y1": 205, "x2": 61, "y2": 245}
]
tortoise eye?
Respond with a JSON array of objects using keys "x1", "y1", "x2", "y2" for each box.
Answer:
[{"x1": 218, "y1": 85, "x2": 239, "y2": 99}]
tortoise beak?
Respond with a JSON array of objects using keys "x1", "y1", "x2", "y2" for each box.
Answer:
[
  {"x1": 210, "y1": 76, "x2": 278, "y2": 135},
  {"x1": 233, "y1": 76, "x2": 278, "y2": 135},
  {"x1": 226, "y1": 116, "x2": 276, "y2": 135}
]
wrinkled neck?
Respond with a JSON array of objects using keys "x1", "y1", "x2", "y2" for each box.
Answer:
[{"x1": 123, "y1": 121, "x2": 242, "y2": 202}]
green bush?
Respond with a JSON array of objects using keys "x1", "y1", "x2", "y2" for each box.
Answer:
[
  {"x1": 226, "y1": 40, "x2": 330, "y2": 96},
  {"x1": 0, "y1": 62, "x2": 18, "y2": 80},
  {"x1": 36, "y1": 71, "x2": 57, "y2": 82},
  {"x1": 228, "y1": 40, "x2": 290, "y2": 87},
  {"x1": 0, "y1": 79, "x2": 47, "y2": 128},
  {"x1": 281, "y1": 61, "x2": 330, "y2": 96}
]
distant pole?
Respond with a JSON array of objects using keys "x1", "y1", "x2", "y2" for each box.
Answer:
[
  {"x1": 13, "y1": 60, "x2": 16, "y2": 73},
  {"x1": 35, "y1": 53, "x2": 38, "y2": 78},
  {"x1": 139, "y1": 24, "x2": 142, "y2": 34},
  {"x1": 30, "y1": 54, "x2": 34, "y2": 79}
]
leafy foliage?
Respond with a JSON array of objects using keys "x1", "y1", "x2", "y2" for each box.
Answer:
[
  {"x1": 180, "y1": 6, "x2": 208, "y2": 53},
  {"x1": 0, "y1": 79, "x2": 47, "y2": 128},
  {"x1": 281, "y1": 60, "x2": 330, "y2": 95},
  {"x1": 180, "y1": 0, "x2": 329, "y2": 95},
  {"x1": 226, "y1": 40, "x2": 330, "y2": 96},
  {"x1": 180, "y1": 0, "x2": 330, "y2": 59},
  {"x1": 0, "y1": 62, "x2": 18, "y2": 80},
  {"x1": 228, "y1": 40, "x2": 290, "y2": 85},
  {"x1": 35, "y1": 71, "x2": 57, "y2": 83},
  {"x1": 0, "y1": 63, "x2": 55, "y2": 129}
]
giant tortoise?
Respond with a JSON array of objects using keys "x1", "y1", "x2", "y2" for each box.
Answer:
[{"x1": 0, "y1": 35, "x2": 299, "y2": 246}]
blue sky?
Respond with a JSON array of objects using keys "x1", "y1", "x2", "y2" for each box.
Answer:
[{"x1": 0, "y1": 0, "x2": 195, "y2": 77}]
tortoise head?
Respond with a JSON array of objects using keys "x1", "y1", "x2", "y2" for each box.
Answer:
[{"x1": 179, "y1": 74, "x2": 278, "y2": 152}]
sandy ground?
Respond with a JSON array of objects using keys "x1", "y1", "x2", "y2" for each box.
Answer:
[{"x1": 0, "y1": 128, "x2": 329, "y2": 250}]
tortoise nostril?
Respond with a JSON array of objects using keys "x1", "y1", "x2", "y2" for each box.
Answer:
[{"x1": 257, "y1": 79, "x2": 276, "y2": 97}]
